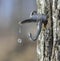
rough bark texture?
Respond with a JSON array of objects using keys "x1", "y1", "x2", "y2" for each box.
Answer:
[
  {"x1": 36, "y1": 0, "x2": 46, "y2": 61},
  {"x1": 36, "y1": 0, "x2": 60, "y2": 61},
  {"x1": 51, "y1": 0, "x2": 60, "y2": 61}
]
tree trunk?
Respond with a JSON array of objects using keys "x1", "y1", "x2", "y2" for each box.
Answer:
[{"x1": 36, "y1": 0, "x2": 60, "y2": 61}]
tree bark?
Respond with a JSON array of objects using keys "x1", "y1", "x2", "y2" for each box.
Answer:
[
  {"x1": 51, "y1": 0, "x2": 60, "y2": 61},
  {"x1": 36, "y1": 0, "x2": 60, "y2": 61}
]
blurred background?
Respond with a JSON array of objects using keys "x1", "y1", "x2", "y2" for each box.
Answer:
[{"x1": 0, "y1": 0, "x2": 37, "y2": 61}]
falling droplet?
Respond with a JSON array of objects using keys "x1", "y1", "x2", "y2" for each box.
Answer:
[{"x1": 17, "y1": 38, "x2": 22, "y2": 44}]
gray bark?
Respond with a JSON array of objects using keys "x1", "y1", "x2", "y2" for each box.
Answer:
[
  {"x1": 51, "y1": 0, "x2": 60, "y2": 61},
  {"x1": 36, "y1": 0, "x2": 60, "y2": 61}
]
